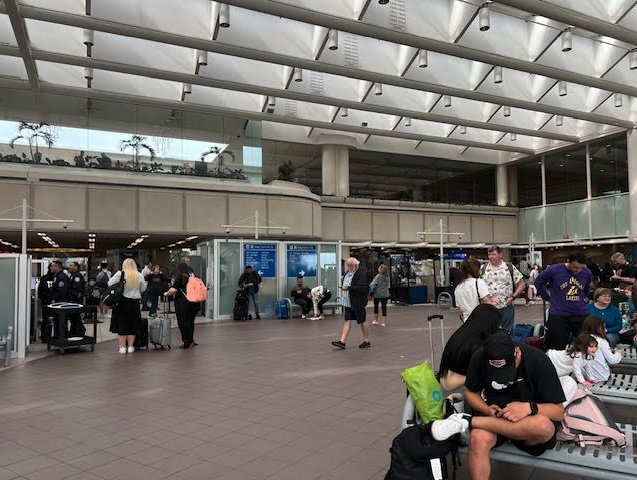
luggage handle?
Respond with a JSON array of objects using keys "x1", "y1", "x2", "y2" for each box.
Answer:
[{"x1": 427, "y1": 314, "x2": 445, "y2": 368}]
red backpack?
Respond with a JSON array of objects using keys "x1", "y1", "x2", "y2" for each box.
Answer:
[{"x1": 186, "y1": 276, "x2": 207, "y2": 302}]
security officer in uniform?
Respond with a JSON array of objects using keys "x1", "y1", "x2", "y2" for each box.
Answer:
[
  {"x1": 37, "y1": 264, "x2": 54, "y2": 342},
  {"x1": 67, "y1": 261, "x2": 86, "y2": 336},
  {"x1": 47, "y1": 260, "x2": 69, "y2": 339}
]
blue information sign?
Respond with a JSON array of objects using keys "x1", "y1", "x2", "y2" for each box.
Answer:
[
  {"x1": 287, "y1": 244, "x2": 317, "y2": 277},
  {"x1": 244, "y1": 243, "x2": 277, "y2": 278}
]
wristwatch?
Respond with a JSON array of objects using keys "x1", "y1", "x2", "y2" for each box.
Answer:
[{"x1": 529, "y1": 401, "x2": 538, "y2": 416}]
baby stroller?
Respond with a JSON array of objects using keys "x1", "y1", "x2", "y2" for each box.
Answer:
[{"x1": 233, "y1": 288, "x2": 250, "y2": 321}]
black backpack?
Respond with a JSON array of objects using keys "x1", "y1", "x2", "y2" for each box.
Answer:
[{"x1": 384, "y1": 423, "x2": 458, "y2": 480}]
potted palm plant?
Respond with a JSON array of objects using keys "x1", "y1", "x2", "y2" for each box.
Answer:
[
  {"x1": 9, "y1": 121, "x2": 54, "y2": 163},
  {"x1": 119, "y1": 135, "x2": 156, "y2": 171}
]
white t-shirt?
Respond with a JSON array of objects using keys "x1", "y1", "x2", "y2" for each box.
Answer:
[{"x1": 454, "y1": 278, "x2": 490, "y2": 322}]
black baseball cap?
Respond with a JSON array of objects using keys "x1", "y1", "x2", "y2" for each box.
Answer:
[{"x1": 484, "y1": 332, "x2": 517, "y2": 384}]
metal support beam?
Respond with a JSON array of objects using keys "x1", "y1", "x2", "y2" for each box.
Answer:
[
  {"x1": 3, "y1": 0, "x2": 39, "y2": 90},
  {"x1": 0, "y1": 78, "x2": 535, "y2": 154},
  {"x1": 0, "y1": 3, "x2": 631, "y2": 129},
  {"x1": 221, "y1": 0, "x2": 637, "y2": 100},
  {"x1": 0, "y1": 44, "x2": 580, "y2": 143},
  {"x1": 494, "y1": 0, "x2": 637, "y2": 46}
]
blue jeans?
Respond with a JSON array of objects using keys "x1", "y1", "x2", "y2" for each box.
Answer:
[
  {"x1": 499, "y1": 304, "x2": 515, "y2": 335},
  {"x1": 148, "y1": 292, "x2": 160, "y2": 316},
  {"x1": 606, "y1": 332, "x2": 620, "y2": 347},
  {"x1": 247, "y1": 289, "x2": 260, "y2": 316}
]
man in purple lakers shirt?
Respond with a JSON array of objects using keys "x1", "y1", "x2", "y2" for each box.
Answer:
[{"x1": 535, "y1": 251, "x2": 591, "y2": 349}]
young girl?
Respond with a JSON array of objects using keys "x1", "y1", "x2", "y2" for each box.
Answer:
[
  {"x1": 547, "y1": 333, "x2": 598, "y2": 387},
  {"x1": 579, "y1": 315, "x2": 622, "y2": 382}
]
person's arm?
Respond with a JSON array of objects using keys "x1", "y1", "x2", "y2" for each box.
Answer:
[
  {"x1": 139, "y1": 274, "x2": 147, "y2": 294},
  {"x1": 107, "y1": 271, "x2": 120, "y2": 286},
  {"x1": 606, "y1": 307, "x2": 623, "y2": 334},
  {"x1": 599, "y1": 339, "x2": 622, "y2": 365},
  {"x1": 464, "y1": 390, "x2": 501, "y2": 416},
  {"x1": 572, "y1": 355, "x2": 588, "y2": 384},
  {"x1": 534, "y1": 267, "x2": 551, "y2": 301},
  {"x1": 477, "y1": 279, "x2": 499, "y2": 306},
  {"x1": 238, "y1": 273, "x2": 245, "y2": 287},
  {"x1": 370, "y1": 275, "x2": 379, "y2": 287}
]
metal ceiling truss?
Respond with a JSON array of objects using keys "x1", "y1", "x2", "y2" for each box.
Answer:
[
  {"x1": 0, "y1": 2, "x2": 632, "y2": 133},
  {"x1": 0, "y1": 0, "x2": 635, "y2": 160}
]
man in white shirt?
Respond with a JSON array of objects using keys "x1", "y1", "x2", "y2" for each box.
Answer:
[{"x1": 481, "y1": 246, "x2": 525, "y2": 334}]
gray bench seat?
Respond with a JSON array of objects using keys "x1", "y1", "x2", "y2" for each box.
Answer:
[
  {"x1": 400, "y1": 394, "x2": 637, "y2": 480},
  {"x1": 284, "y1": 298, "x2": 341, "y2": 317},
  {"x1": 590, "y1": 372, "x2": 637, "y2": 406}
]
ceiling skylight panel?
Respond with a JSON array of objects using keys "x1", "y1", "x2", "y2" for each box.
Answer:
[
  {"x1": 92, "y1": 32, "x2": 194, "y2": 74},
  {"x1": 0, "y1": 15, "x2": 16, "y2": 46},
  {"x1": 536, "y1": 33, "x2": 626, "y2": 78},
  {"x1": 394, "y1": 118, "x2": 454, "y2": 138},
  {"x1": 215, "y1": 7, "x2": 315, "y2": 59},
  {"x1": 189, "y1": 86, "x2": 263, "y2": 111},
  {"x1": 24, "y1": 19, "x2": 85, "y2": 57},
  {"x1": 458, "y1": 9, "x2": 545, "y2": 61},
  {"x1": 0, "y1": 55, "x2": 28, "y2": 80},
  {"x1": 35, "y1": 61, "x2": 85, "y2": 88},
  {"x1": 21, "y1": 0, "x2": 85, "y2": 15},
  {"x1": 287, "y1": 69, "x2": 360, "y2": 102},
  {"x1": 91, "y1": 0, "x2": 211, "y2": 38}
]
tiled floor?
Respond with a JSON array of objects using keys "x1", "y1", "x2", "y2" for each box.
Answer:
[{"x1": 0, "y1": 302, "x2": 616, "y2": 479}]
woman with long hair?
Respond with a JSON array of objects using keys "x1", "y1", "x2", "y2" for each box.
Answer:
[
  {"x1": 454, "y1": 258, "x2": 498, "y2": 322},
  {"x1": 108, "y1": 258, "x2": 147, "y2": 354},
  {"x1": 370, "y1": 264, "x2": 391, "y2": 326},
  {"x1": 438, "y1": 304, "x2": 502, "y2": 390},
  {"x1": 164, "y1": 262, "x2": 198, "y2": 348}
]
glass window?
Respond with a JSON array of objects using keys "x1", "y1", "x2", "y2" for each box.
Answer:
[
  {"x1": 545, "y1": 146, "x2": 587, "y2": 204},
  {"x1": 516, "y1": 159, "x2": 542, "y2": 207},
  {"x1": 589, "y1": 136, "x2": 628, "y2": 198}
]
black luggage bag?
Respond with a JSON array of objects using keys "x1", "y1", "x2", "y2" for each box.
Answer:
[
  {"x1": 134, "y1": 317, "x2": 149, "y2": 350},
  {"x1": 233, "y1": 289, "x2": 249, "y2": 321}
]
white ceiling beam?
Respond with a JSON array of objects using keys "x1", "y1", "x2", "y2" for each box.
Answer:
[
  {"x1": 4, "y1": 3, "x2": 631, "y2": 129},
  {"x1": 0, "y1": 45, "x2": 579, "y2": 143},
  {"x1": 494, "y1": 0, "x2": 637, "y2": 45},
  {"x1": 3, "y1": 0, "x2": 39, "y2": 90},
  {"x1": 221, "y1": 0, "x2": 637, "y2": 99},
  {"x1": 0, "y1": 78, "x2": 535, "y2": 154}
]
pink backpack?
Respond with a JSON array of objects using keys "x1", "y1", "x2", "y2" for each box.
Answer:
[
  {"x1": 186, "y1": 276, "x2": 207, "y2": 302},
  {"x1": 556, "y1": 389, "x2": 626, "y2": 448}
]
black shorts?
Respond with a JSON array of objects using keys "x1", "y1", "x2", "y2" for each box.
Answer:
[
  {"x1": 344, "y1": 306, "x2": 366, "y2": 324},
  {"x1": 494, "y1": 424, "x2": 558, "y2": 457}
]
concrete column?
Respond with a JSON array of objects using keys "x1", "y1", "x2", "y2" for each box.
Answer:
[
  {"x1": 321, "y1": 145, "x2": 337, "y2": 196},
  {"x1": 495, "y1": 164, "x2": 509, "y2": 206},
  {"x1": 628, "y1": 129, "x2": 637, "y2": 239},
  {"x1": 508, "y1": 165, "x2": 518, "y2": 207},
  {"x1": 335, "y1": 145, "x2": 349, "y2": 197},
  {"x1": 412, "y1": 185, "x2": 425, "y2": 202},
  {"x1": 321, "y1": 144, "x2": 349, "y2": 196}
]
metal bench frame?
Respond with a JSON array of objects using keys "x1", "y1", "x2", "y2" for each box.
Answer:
[
  {"x1": 590, "y1": 372, "x2": 637, "y2": 406},
  {"x1": 400, "y1": 394, "x2": 637, "y2": 479},
  {"x1": 617, "y1": 346, "x2": 637, "y2": 370},
  {"x1": 0, "y1": 326, "x2": 12, "y2": 368},
  {"x1": 284, "y1": 297, "x2": 341, "y2": 317}
]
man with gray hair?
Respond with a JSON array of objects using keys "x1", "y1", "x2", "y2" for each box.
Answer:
[
  {"x1": 331, "y1": 257, "x2": 371, "y2": 349},
  {"x1": 610, "y1": 252, "x2": 636, "y2": 289}
]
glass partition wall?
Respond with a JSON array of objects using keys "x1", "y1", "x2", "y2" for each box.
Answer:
[
  {"x1": 212, "y1": 240, "x2": 340, "y2": 320},
  {"x1": 0, "y1": 88, "x2": 263, "y2": 184},
  {"x1": 516, "y1": 132, "x2": 629, "y2": 243}
]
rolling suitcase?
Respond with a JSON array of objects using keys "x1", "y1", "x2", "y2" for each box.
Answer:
[
  {"x1": 427, "y1": 314, "x2": 446, "y2": 370},
  {"x1": 234, "y1": 289, "x2": 249, "y2": 321},
  {"x1": 134, "y1": 317, "x2": 149, "y2": 350},
  {"x1": 149, "y1": 314, "x2": 171, "y2": 350},
  {"x1": 276, "y1": 300, "x2": 289, "y2": 319}
]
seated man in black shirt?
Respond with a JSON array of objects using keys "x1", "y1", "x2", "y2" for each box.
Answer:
[
  {"x1": 430, "y1": 332, "x2": 565, "y2": 480},
  {"x1": 290, "y1": 276, "x2": 312, "y2": 318}
]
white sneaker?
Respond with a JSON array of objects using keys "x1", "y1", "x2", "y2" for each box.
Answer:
[
  {"x1": 430, "y1": 413, "x2": 471, "y2": 441},
  {"x1": 301, "y1": 314, "x2": 306, "y2": 319},
  {"x1": 127, "y1": 346, "x2": 135, "y2": 354},
  {"x1": 118, "y1": 347, "x2": 126, "y2": 354}
]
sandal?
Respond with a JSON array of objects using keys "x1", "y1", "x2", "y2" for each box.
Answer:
[
  {"x1": 381, "y1": 323, "x2": 387, "y2": 327},
  {"x1": 372, "y1": 321, "x2": 379, "y2": 325}
]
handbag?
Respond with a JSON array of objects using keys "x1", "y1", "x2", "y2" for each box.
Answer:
[
  {"x1": 619, "y1": 325, "x2": 636, "y2": 344},
  {"x1": 101, "y1": 271, "x2": 125, "y2": 307}
]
